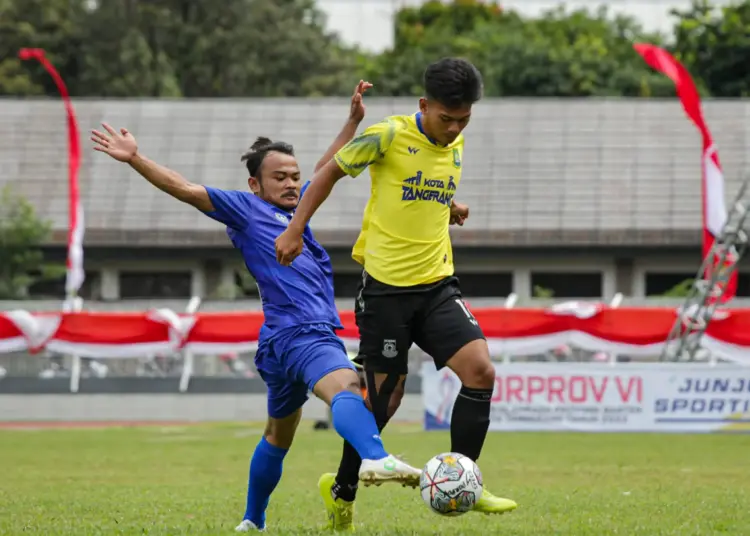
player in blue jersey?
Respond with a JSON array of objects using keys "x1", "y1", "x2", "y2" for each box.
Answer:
[{"x1": 90, "y1": 82, "x2": 421, "y2": 533}]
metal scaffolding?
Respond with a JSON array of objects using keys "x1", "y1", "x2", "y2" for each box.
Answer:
[{"x1": 661, "y1": 178, "x2": 750, "y2": 362}]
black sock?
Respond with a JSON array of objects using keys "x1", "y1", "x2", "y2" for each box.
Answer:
[
  {"x1": 333, "y1": 371, "x2": 400, "y2": 502},
  {"x1": 449, "y1": 386, "x2": 492, "y2": 461},
  {"x1": 332, "y1": 441, "x2": 360, "y2": 502}
]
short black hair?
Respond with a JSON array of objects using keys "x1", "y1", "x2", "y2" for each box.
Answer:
[
  {"x1": 423, "y1": 57, "x2": 483, "y2": 108},
  {"x1": 241, "y1": 137, "x2": 295, "y2": 178}
]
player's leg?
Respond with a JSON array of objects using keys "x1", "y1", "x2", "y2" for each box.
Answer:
[
  {"x1": 312, "y1": 366, "x2": 418, "y2": 484},
  {"x1": 236, "y1": 343, "x2": 309, "y2": 532},
  {"x1": 333, "y1": 369, "x2": 407, "y2": 485},
  {"x1": 329, "y1": 292, "x2": 413, "y2": 489},
  {"x1": 289, "y1": 327, "x2": 418, "y2": 485},
  {"x1": 414, "y1": 280, "x2": 517, "y2": 515},
  {"x1": 237, "y1": 408, "x2": 303, "y2": 532},
  {"x1": 319, "y1": 367, "x2": 407, "y2": 532}
]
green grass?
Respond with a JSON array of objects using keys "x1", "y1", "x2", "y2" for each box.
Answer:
[{"x1": 1, "y1": 422, "x2": 749, "y2": 535}]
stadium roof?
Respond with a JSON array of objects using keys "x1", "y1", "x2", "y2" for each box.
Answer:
[{"x1": 1, "y1": 97, "x2": 748, "y2": 248}]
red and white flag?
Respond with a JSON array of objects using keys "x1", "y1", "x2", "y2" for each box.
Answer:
[
  {"x1": 634, "y1": 43, "x2": 737, "y2": 302},
  {"x1": 19, "y1": 49, "x2": 85, "y2": 305}
]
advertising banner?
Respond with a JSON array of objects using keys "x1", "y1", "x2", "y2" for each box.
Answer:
[{"x1": 422, "y1": 362, "x2": 750, "y2": 433}]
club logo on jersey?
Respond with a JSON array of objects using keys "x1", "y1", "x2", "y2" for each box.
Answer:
[
  {"x1": 408, "y1": 146, "x2": 419, "y2": 155},
  {"x1": 452, "y1": 148, "x2": 461, "y2": 169},
  {"x1": 381, "y1": 339, "x2": 398, "y2": 358},
  {"x1": 274, "y1": 212, "x2": 289, "y2": 225},
  {"x1": 401, "y1": 170, "x2": 454, "y2": 206}
]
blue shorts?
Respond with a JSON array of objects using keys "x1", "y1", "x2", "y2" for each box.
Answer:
[{"x1": 255, "y1": 323, "x2": 355, "y2": 419}]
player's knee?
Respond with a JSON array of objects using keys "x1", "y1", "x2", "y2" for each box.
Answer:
[
  {"x1": 264, "y1": 411, "x2": 301, "y2": 450},
  {"x1": 314, "y1": 368, "x2": 362, "y2": 404},
  {"x1": 458, "y1": 360, "x2": 495, "y2": 389},
  {"x1": 334, "y1": 368, "x2": 363, "y2": 396},
  {"x1": 264, "y1": 424, "x2": 294, "y2": 450},
  {"x1": 450, "y1": 341, "x2": 495, "y2": 389},
  {"x1": 341, "y1": 378, "x2": 363, "y2": 397},
  {"x1": 469, "y1": 361, "x2": 496, "y2": 389}
]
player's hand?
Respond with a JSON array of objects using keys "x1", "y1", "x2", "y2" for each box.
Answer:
[
  {"x1": 275, "y1": 228, "x2": 304, "y2": 266},
  {"x1": 349, "y1": 80, "x2": 373, "y2": 123},
  {"x1": 91, "y1": 123, "x2": 137, "y2": 163},
  {"x1": 450, "y1": 201, "x2": 470, "y2": 226}
]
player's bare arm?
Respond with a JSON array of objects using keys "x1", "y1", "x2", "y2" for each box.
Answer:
[
  {"x1": 275, "y1": 82, "x2": 372, "y2": 265},
  {"x1": 314, "y1": 80, "x2": 372, "y2": 173},
  {"x1": 90, "y1": 123, "x2": 214, "y2": 212},
  {"x1": 275, "y1": 159, "x2": 346, "y2": 265}
]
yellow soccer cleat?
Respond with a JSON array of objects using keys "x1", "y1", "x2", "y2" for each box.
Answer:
[
  {"x1": 319, "y1": 473, "x2": 356, "y2": 532},
  {"x1": 473, "y1": 488, "x2": 518, "y2": 515}
]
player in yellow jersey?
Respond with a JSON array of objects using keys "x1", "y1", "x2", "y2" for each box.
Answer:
[{"x1": 276, "y1": 58, "x2": 517, "y2": 530}]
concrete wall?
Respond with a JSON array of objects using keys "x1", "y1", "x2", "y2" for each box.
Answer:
[
  {"x1": 22, "y1": 251, "x2": 748, "y2": 302},
  {"x1": 0, "y1": 394, "x2": 423, "y2": 423}
]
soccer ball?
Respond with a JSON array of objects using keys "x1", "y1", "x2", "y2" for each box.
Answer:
[{"x1": 420, "y1": 452, "x2": 483, "y2": 516}]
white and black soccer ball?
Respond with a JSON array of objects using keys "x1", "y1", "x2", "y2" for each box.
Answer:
[{"x1": 420, "y1": 452, "x2": 483, "y2": 516}]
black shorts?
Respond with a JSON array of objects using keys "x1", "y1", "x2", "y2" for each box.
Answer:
[{"x1": 354, "y1": 272, "x2": 485, "y2": 375}]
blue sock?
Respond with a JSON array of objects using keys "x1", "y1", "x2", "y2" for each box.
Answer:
[
  {"x1": 243, "y1": 436, "x2": 287, "y2": 528},
  {"x1": 331, "y1": 391, "x2": 389, "y2": 460}
]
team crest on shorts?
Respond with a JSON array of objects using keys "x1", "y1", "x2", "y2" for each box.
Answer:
[{"x1": 381, "y1": 339, "x2": 398, "y2": 358}]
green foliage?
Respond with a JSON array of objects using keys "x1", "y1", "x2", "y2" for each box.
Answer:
[
  {"x1": 363, "y1": 2, "x2": 680, "y2": 98},
  {"x1": 0, "y1": 186, "x2": 64, "y2": 299},
  {"x1": 671, "y1": 0, "x2": 750, "y2": 96},
  {"x1": 0, "y1": 0, "x2": 356, "y2": 98},
  {"x1": 660, "y1": 278, "x2": 695, "y2": 298},
  {"x1": 0, "y1": 0, "x2": 85, "y2": 95},
  {"x1": 1, "y1": 0, "x2": 749, "y2": 97},
  {"x1": 532, "y1": 285, "x2": 555, "y2": 299}
]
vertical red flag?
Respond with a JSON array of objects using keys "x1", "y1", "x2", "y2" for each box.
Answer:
[
  {"x1": 634, "y1": 43, "x2": 737, "y2": 302},
  {"x1": 19, "y1": 49, "x2": 85, "y2": 304}
]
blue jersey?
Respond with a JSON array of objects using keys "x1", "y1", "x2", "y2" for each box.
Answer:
[{"x1": 203, "y1": 186, "x2": 342, "y2": 338}]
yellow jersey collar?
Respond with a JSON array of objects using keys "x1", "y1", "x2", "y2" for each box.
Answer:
[{"x1": 415, "y1": 112, "x2": 439, "y2": 146}]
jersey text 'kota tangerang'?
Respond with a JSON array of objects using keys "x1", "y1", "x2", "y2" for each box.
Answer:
[{"x1": 334, "y1": 113, "x2": 463, "y2": 287}]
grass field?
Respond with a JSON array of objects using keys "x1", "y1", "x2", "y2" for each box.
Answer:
[{"x1": 1, "y1": 422, "x2": 749, "y2": 535}]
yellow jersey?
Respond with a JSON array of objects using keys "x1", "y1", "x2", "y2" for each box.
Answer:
[{"x1": 334, "y1": 113, "x2": 463, "y2": 287}]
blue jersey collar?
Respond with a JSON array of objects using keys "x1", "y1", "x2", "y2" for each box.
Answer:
[{"x1": 415, "y1": 112, "x2": 439, "y2": 146}]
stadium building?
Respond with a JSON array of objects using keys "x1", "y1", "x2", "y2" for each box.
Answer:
[{"x1": 2, "y1": 98, "x2": 749, "y2": 305}]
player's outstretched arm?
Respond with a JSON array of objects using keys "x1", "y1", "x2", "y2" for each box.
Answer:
[
  {"x1": 313, "y1": 80, "x2": 372, "y2": 173},
  {"x1": 276, "y1": 117, "x2": 397, "y2": 265},
  {"x1": 275, "y1": 159, "x2": 347, "y2": 264},
  {"x1": 91, "y1": 123, "x2": 214, "y2": 212}
]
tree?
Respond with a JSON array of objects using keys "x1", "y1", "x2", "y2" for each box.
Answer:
[
  {"x1": 0, "y1": 0, "x2": 357, "y2": 97},
  {"x1": 0, "y1": 187, "x2": 65, "y2": 299},
  {"x1": 142, "y1": 0, "x2": 356, "y2": 97},
  {"x1": 671, "y1": 0, "x2": 750, "y2": 97},
  {"x1": 364, "y1": 1, "x2": 676, "y2": 97},
  {"x1": 76, "y1": 2, "x2": 182, "y2": 97},
  {"x1": 0, "y1": 0, "x2": 86, "y2": 96}
]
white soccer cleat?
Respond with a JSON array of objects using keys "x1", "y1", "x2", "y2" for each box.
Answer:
[
  {"x1": 235, "y1": 519, "x2": 265, "y2": 532},
  {"x1": 358, "y1": 454, "x2": 422, "y2": 488}
]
